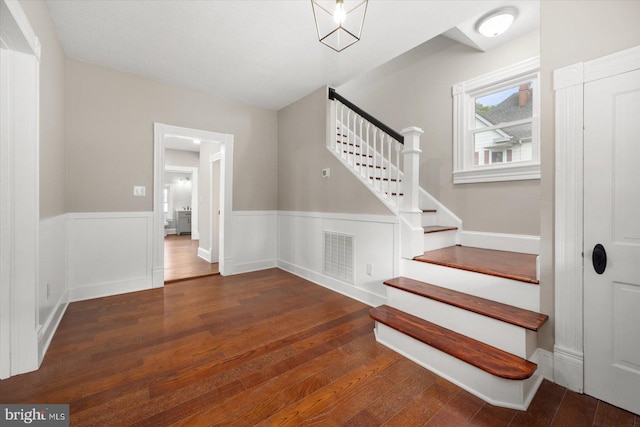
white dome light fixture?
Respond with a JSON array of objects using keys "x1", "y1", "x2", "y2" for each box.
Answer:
[{"x1": 477, "y1": 7, "x2": 517, "y2": 38}]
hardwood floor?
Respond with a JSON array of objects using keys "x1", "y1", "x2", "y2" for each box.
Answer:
[
  {"x1": 164, "y1": 235, "x2": 218, "y2": 283},
  {"x1": 0, "y1": 269, "x2": 637, "y2": 426}
]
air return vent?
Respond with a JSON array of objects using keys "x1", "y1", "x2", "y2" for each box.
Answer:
[{"x1": 324, "y1": 231, "x2": 354, "y2": 284}]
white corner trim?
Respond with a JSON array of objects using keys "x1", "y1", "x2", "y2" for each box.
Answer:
[{"x1": 460, "y1": 231, "x2": 540, "y2": 254}]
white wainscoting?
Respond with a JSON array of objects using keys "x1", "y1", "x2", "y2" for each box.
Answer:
[
  {"x1": 66, "y1": 212, "x2": 154, "y2": 301},
  {"x1": 277, "y1": 211, "x2": 399, "y2": 307},
  {"x1": 38, "y1": 214, "x2": 69, "y2": 364},
  {"x1": 230, "y1": 211, "x2": 278, "y2": 274}
]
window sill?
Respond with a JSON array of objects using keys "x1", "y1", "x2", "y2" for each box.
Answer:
[{"x1": 453, "y1": 163, "x2": 540, "y2": 184}]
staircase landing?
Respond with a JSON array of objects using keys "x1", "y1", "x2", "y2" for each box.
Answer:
[{"x1": 414, "y1": 246, "x2": 539, "y2": 284}]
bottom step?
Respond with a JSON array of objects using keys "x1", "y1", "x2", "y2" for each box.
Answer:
[{"x1": 370, "y1": 305, "x2": 542, "y2": 410}]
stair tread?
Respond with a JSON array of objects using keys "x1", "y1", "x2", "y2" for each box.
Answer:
[
  {"x1": 370, "y1": 305, "x2": 537, "y2": 380},
  {"x1": 356, "y1": 163, "x2": 386, "y2": 169},
  {"x1": 414, "y1": 246, "x2": 539, "y2": 284},
  {"x1": 423, "y1": 225, "x2": 458, "y2": 234},
  {"x1": 384, "y1": 277, "x2": 548, "y2": 331}
]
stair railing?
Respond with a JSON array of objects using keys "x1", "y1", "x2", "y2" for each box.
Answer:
[{"x1": 328, "y1": 88, "x2": 422, "y2": 217}]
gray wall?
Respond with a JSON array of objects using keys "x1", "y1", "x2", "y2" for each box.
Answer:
[
  {"x1": 277, "y1": 86, "x2": 391, "y2": 215},
  {"x1": 21, "y1": 1, "x2": 67, "y2": 219},
  {"x1": 338, "y1": 31, "x2": 541, "y2": 235},
  {"x1": 537, "y1": 0, "x2": 640, "y2": 350},
  {"x1": 65, "y1": 59, "x2": 278, "y2": 213}
]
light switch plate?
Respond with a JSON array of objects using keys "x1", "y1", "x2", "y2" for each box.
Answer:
[{"x1": 133, "y1": 186, "x2": 146, "y2": 196}]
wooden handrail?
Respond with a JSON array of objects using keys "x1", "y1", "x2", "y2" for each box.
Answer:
[{"x1": 329, "y1": 88, "x2": 404, "y2": 144}]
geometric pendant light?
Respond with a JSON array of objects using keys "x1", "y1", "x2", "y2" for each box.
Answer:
[{"x1": 311, "y1": 0, "x2": 368, "y2": 52}]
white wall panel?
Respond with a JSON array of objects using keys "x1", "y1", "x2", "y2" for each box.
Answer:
[
  {"x1": 278, "y1": 211, "x2": 398, "y2": 306},
  {"x1": 67, "y1": 212, "x2": 153, "y2": 301},
  {"x1": 231, "y1": 211, "x2": 278, "y2": 274}
]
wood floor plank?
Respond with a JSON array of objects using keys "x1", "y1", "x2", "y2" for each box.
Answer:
[
  {"x1": 163, "y1": 234, "x2": 218, "y2": 282},
  {"x1": 0, "y1": 268, "x2": 634, "y2": 426}
]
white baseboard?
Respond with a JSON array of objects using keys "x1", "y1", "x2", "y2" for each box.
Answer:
[
  {"x1": 68, "y1": 276, "x2": 152, "y2": 302},
  {"x1": 278, "y1": 259, "x2": 385, "y2": 307},
  {"x1": 460, "y1": 230, "x2": 540, "y2": 254},
  {"x1": 37, "y1": 291, "x2": 69, "y2": 364},
  {"x1": 531, "y1": 348, "x2": 554, "y2": 382},
  {"x1": 234, "y1": 259, "x2": 277, "y2": 275},
  {"x1": 553, "y1": 345, "x2": 584, "y2": 392},
  {"x1": 197, "y1": 247, "x2": 211, "y2": 263}
]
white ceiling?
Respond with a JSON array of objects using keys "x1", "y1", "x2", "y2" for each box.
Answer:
[{"x1": 45, "y1": 0, "x2": 538, "y2": 110}]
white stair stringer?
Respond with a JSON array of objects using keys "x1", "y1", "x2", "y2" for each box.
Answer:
[
  {"x1": 400, "y1": 258, "x2": 540, "y2": 312},
  {"x1": 385, "y1": 286, "x2": 538, "y2": 359},
  {"x1": 374, "y1": 322, "x2": 544, "y2": 411}
]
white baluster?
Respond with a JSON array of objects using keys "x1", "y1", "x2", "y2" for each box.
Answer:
[
  {"x1": 372, "y1": 128, "x2": 378, "y2": 191},
  {"x1": 358, "y1": 117, "x2": 363, "y2": 176},
  {"x1": 365, "y1": 122, "x2": 370, "y2": 179},
  {"x1": 395, "y1": 140, "x2": 401, "y2": 209}
]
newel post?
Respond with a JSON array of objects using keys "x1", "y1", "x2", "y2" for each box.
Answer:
[{"x1": 401, "y1": 127, "x2": 423, "y2": 217}]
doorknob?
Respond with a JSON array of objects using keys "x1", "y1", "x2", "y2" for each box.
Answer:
[{"x1": 592, "y1": 244, "x2": 607, "y2": 275}]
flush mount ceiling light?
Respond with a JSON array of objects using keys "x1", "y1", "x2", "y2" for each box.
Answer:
[
  {"x1": 477, "y1": 7, "x2": 517, "y2": 37},
  {"x1": 311, "y1": 0, "x2": 368, "y2": 52}
]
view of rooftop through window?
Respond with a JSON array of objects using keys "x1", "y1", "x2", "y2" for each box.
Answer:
[{"x1": 473, "y1": 82, "x2": 534, "y2": 166}]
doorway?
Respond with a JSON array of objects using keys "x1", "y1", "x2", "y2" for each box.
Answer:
[{"x1": 153, "y1": 123, "x2": 234, "y2": 287}]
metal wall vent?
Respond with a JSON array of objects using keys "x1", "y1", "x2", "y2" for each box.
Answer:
[{"x1": 323, "y1": 231, "x2": 354, "y2": 284}]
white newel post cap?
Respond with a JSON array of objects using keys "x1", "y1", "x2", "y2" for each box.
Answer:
[{"x1": 401, "y1": 127, "x2": 423, "y2": 153}]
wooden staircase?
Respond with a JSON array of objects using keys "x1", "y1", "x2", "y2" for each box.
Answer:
[
  {"x1": 328, "y1": 88, "x2": 547, "y2": 410},
  {"x1": 371, "y1": 248, "x2": 547, "y2": 410}
]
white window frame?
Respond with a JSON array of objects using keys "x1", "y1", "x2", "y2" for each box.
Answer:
[{"x1": 452, "y1": 57, "x2": 540, "y2": 184}]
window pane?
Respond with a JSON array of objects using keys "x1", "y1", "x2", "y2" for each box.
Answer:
[
  {"x1": 474, "y1": 122, "x2": 532, "y2": 165},
  {"x1": 475, "y1": 82, "x2": 533, "y2": 129}
]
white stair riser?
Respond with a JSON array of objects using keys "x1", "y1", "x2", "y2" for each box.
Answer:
[
  {"x1": 423, "y1": 230, "x2": 457, "y2": 251},
  {"x1": 374, "y1": 323, "x2": 543, "y2": 411},
  {"x1": 386, "y1": 287, "x2": 537, "y2": 359},
  {"x1": 400, "y1": 258, "x2": 540, "y2": 312},
  {"x1": 421, "y1": 212, "x2": 437, "y2": 226}
]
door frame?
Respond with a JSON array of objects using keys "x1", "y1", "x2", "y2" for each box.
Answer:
[
  {"x1": 554, "y1": 45, "x2": 640, "y2": 393},
  {"x1": 0, "y1": 0, "x2": 41, "y2": 379},
  {"x1": 153, "y1": 123, "x2": 234, "y2": 286}
]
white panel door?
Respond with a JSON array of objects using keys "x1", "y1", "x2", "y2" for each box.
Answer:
[{"x1": 584, "y1": 68, "x2": 640, "y2": 415}]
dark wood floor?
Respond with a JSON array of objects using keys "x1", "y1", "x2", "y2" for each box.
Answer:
[
  {"x1": 164, "y1": 234, "x2": 218, "y2": 283},
  {"x1": 0, "y1": 269, "x2": 637, "y2": 426}
]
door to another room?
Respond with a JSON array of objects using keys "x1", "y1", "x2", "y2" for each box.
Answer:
[{"x1": 583, "y1": 68, "x2": 640, "y2": 415}]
